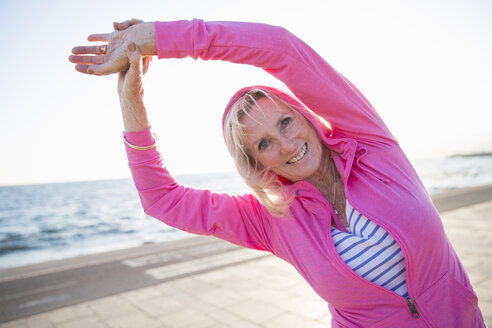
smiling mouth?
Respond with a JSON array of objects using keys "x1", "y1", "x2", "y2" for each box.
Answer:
[{"x1": 287, "y1": 143, "x2": 307, "y2": 164}]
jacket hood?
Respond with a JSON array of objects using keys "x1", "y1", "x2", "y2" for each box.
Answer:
[{"x1": 222, "y1": 85, "x2": 358, "y2": 190}]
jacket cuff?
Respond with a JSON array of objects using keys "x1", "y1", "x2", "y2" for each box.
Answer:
[
  {"x1": 123, "y1": 127, "x2": 160, "y2": 164},
  {"x1": 123, "y1": 126, "x2": 155, "y2": 146},
  {"x1": 155, "y1": 20, "x2": 197, "y2": 59}
]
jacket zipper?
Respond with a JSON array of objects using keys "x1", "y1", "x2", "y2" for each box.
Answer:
[
  {"x1": 299, "y1": 180, "x2": 432, "y2": 324},
  {"x1": 406, "y1": 298, "x2": 420, "y2": 318},
  {"x1": 344, "y1": 197, "x2": 436, "y2": 326},
  {"x1": 345, "y1": 159, "x2": 427, "y2": 320},
  {"x1": 322, "y1": 173, "x2": 433, "y2": 324}
]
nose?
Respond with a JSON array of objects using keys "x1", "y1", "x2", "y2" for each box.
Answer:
[{"x1": 278, "y1": 137, "x2": 297, "y2": 155}]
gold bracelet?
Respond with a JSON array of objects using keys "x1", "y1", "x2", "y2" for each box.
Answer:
[{"x1": 123, "y1": 132, "x2": 157, "y2": 151}]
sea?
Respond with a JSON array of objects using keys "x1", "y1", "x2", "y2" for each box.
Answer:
[{"x1": 1, "y1": 155, "x2": 492, "y2": 269}]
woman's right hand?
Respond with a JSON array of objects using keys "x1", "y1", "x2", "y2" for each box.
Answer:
[{"x1": 69, "y1": 20, "x2": 156, "y2": 76}]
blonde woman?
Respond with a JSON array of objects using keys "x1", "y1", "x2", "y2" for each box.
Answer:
[{"x1": 69, "y1": 19, "x2": 485, "y2": 327}]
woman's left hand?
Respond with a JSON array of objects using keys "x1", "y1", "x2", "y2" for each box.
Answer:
[
  {"x1": 113, "y1": 19, "x2": 152, "y2": 76},
  {"x1": 117, "y1": 43, "x2": 150, "y2": 132}
]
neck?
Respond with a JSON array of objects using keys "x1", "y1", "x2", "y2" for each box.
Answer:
[
  {"x1": 306, "y1": 147, "x2": 338, "y2": 191},
  {"x1": 306, "y1": 147, "x2": 348, "y2": 227}
]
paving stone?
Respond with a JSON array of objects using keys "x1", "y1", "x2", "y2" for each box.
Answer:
[
  {"x1": 215, "y1": 276, "x2": 263, "y2": 291},
  {"x1": 227, "y1": 300, "x2": 286, "y2": 324},
  {"x1": 316, "y1": 313, "x2": 333, "y2": 325},
  {"x1": 106, "y1": 311, "x2": 162, "y2": 328},
  {"x1": 256, "y1": 273, "x2": 301, "y2": 291},
  {"x1": 193, "y1": 287, "x2": 245, "y2": 308},
  {"x1": 264, "y1": 313, "x2": 328, "y2": 328},
  {"x1": 440, "y1": 201, "x2": 492, "y2": 322},
  {"x1": 225, "y1": 265, "x2": 270, "y2": 280},
  {"x1": 158, "y1": 283, "x2": 218, "y2": 313},
  {"x1": 242, "y1": 288, "x2": 286, "y2": 304},
  {"x1": 26, "y1": 315, "x2": 53, "y2": 328},
  {"x1": 478, "y1": 300, "x2": 492, "y2": 327},
  {"x1": 196, "y1": 269, "x2": 232, "y2": 283},
  {"x1": 474, "y1": 282, "x2": 492, "y2": 303},
  {"x1": 227, "y1": 320, "x2": 262, "y2": 328},
  {"x1": 130, "y1": 294, "x2": 185, "y2": 317},
  {"x1": 157, "y1": 308, "x2": 218, "y2": 328},
  {"x1": 47, "y1": 304, "x2": 94, "y2": 324},
  {"x1": 292, "y1": 283, "x2": 326, "y2": 301},
  {"x1": 206, "y1": 308, "x2": 244, "y2": 326},
  {"x1": 56, "y1": 316, "x2": 107, "y2": 328},
  {"x1": 171, "y1": 276, "x2": 218, "y2": 294},
  {"x1": 89, "y1": 295, "x2": 139, "y2": 320},
  {"x1": 0, "y1": 319, "x2": 27, "y2": 328},
  {"x1": 274, "y1": 296, "x2": 330, "y2": 320},
  {"x1": 120, "y1": 286, "x2": 162, "y2": 302}
]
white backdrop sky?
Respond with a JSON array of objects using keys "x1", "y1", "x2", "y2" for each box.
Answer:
[{"x1": 0, "y1": 0, "x2": 491, "y2": 186}]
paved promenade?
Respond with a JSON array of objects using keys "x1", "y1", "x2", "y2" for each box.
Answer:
[{"x1": 1, "y1": 187, "x2": 491, "y2": 327}]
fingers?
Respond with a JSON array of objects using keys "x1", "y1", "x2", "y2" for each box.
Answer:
[
  {"x1": 121, "y1": 43, "x2": 145, "y2": 94},
  {"x1": 69, "y1": 55, "x2": 105, "y2": 65},
  {"x1": 74, "y1": 64, "x2": 91, "y2": 74},
  {"x1": 87, "y1": 33, "x2": 110, "y2": 42},
  {"x1": 113, "y1": 18, "x2": 143, "y2": 31},
  {"x1": 126, "y1": 43, "x2": 141, "y2": 67},
  {"x1": 87, "y1": 61, "x2": 124, "y2": 75},
  {"x1": 142, "y1": 56, "x2": 152, "y2": 75},
  {"x1": 124, "y1": 43, "x2": 143, "y2": 79},
  {"x1": 131, "y1": 18, "x2": 144, "y2": 24},
  {"x1": 72, "y1": 45, "x2": 107, "y2": 55},
  {"x1": 75, "y1": 63, "x2": 108, "y2": 75}
]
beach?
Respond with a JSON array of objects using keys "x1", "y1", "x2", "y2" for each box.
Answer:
[{"x1": 0, "y1": 185, "x2": 491, "y2": 327}]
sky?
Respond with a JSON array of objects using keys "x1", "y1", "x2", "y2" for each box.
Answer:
[{"x1": 0, "y1": 0, "x2": 491, "y2": 186}]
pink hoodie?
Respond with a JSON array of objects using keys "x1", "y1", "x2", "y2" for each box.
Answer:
[{"x1": 124, "y1": 19, "x2": 485, "y2": 327}]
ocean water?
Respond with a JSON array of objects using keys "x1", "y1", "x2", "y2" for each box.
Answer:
[{"x1": 1, "y1": 155, "x2": 491, "y2": 269}]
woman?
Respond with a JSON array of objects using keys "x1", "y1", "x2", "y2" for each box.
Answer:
[{"x1": 69, "y1": 19, "x2": 485, "y2": 327}]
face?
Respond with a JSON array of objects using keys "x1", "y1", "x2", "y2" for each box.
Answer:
[{"x1": 241, "y1": 97, "x2": 323, "y2": 182}]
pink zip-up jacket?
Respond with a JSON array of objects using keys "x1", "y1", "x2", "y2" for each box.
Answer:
[{"x1": 124, "y1": 19, "x2": 485, "y2": 327}]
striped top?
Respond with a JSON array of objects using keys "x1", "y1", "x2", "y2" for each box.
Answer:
[{"x1": 331, "y1": 201, "x2": 409, "y2": 298}]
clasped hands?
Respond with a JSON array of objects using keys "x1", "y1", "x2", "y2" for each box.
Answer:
[{"x1": 68, "y1": 18, "x2": 154, "y2": 76}]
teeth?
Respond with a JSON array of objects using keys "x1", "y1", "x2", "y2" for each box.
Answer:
[{"x1": 287, "y1": 143, "x2": 307, "y2": 164}]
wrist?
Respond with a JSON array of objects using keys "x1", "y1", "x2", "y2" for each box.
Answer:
[
  {"x1": 119, "y1": 96, "x2": 149, "y2": 132},
  {"x1": 135, "y1": 22, "x2": 156, "y2": 56},
  {"x1": 121, "y1": 108, "x2": 150, "y2": 132}
]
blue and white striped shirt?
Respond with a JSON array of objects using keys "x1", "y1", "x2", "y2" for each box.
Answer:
[{"x1": 331, "y1": 201, "x2": 409, "y2": 298}]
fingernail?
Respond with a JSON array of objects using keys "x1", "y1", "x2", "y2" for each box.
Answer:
[{"x1": 128, "y1": 43, "x2": 136, "y2": 52}]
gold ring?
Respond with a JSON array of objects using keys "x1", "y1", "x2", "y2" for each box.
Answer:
[{"x1": 100, "y1": 44, "x2": 107, "y2": 54}]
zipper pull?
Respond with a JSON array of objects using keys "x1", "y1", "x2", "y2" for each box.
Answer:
[{"x1": 406, "y1": 298, "x2": 420, "y2": 318}]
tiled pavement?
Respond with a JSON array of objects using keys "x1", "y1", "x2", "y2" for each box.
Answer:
[{"x1": 1, "y1": 200, "x2": 491, "y2": 328}]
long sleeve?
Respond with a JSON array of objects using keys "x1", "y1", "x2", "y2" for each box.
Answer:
[
  {"x1": 124, "y1": 128, "x2": 272, "y2": 251},
  {"x1": 155, "y1": 19, "x2": 397, "y2": 147}
]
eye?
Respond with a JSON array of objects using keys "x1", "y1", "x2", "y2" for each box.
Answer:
[
  {"x1": 281, "y1": 117, "x2": 292, "y2": 128},
  {"x1": 258, "y1": 139, "x2": 270, "y2": 151}
]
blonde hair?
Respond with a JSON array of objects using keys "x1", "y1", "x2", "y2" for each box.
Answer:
[{"x1": 223, "y1": 88, "x2": 298, "y2": 217}]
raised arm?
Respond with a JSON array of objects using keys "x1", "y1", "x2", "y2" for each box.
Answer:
[
  {"x1": 70, "y1": 19, "x2": 396, "y2": 144},
  {"x1": 124, "y1": 130, "x2": 271, "y2": 251},
  {"x1": 117, "y1": 42, "x2": 272, "y2": 252},
  {"x1": 153, "y1": 19, "x2": 397, "y2": 145}
]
